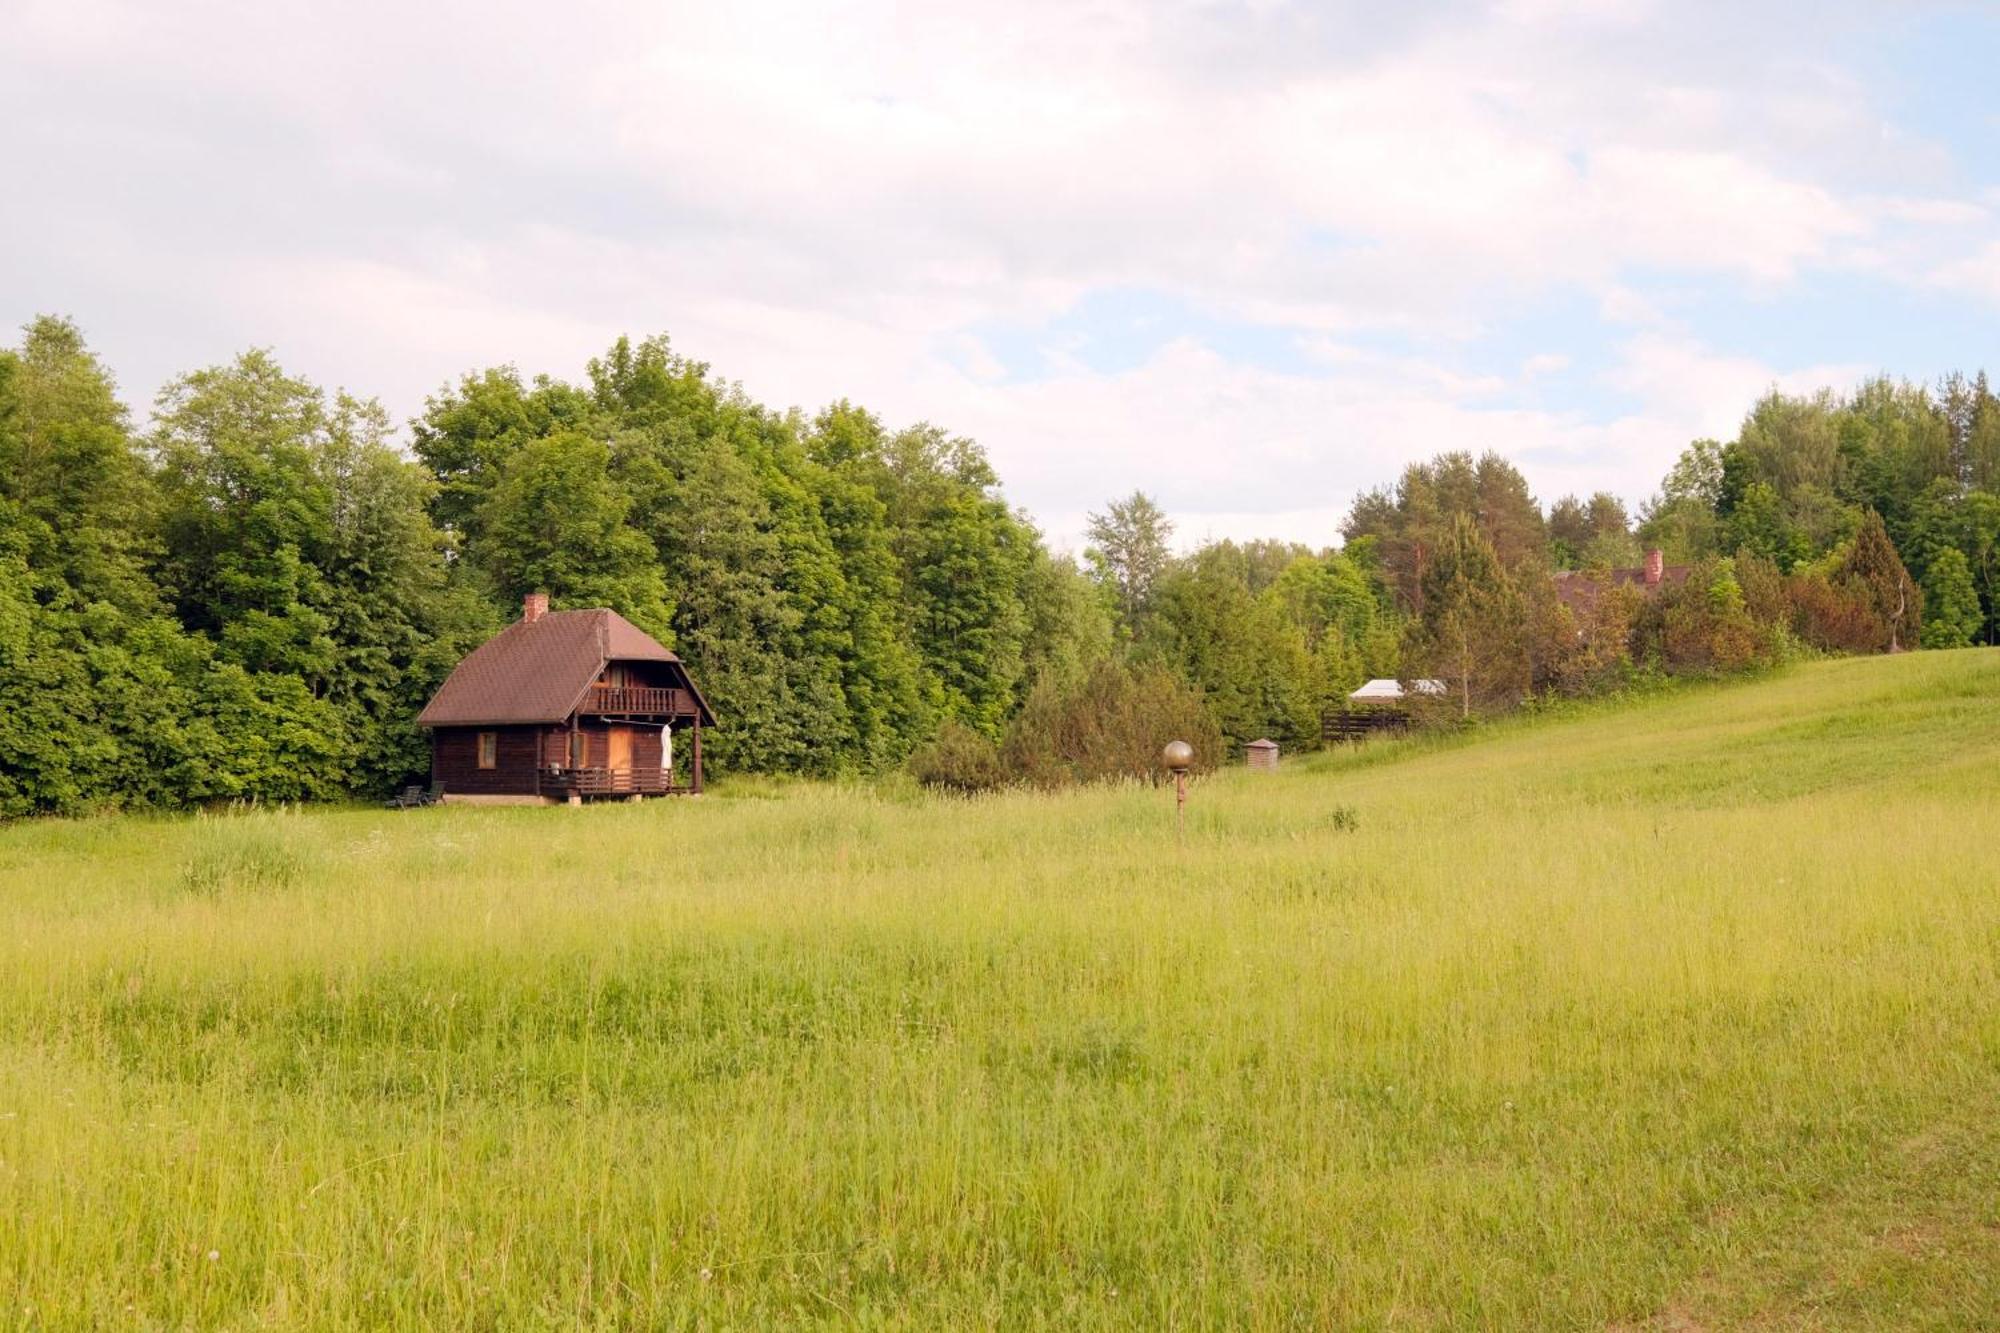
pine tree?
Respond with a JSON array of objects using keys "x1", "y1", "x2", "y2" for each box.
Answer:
[
  {"x1": 1842, "y1": 509, "x2": 1922, "y2": 652},
  {"x1": 1409, "y1": 514, "x2": 1528, "y2": 719}
]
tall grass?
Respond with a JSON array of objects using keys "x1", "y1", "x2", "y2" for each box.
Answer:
[{"x1": 2, "y1": 651, "x2": 1997, "y2": 1328}]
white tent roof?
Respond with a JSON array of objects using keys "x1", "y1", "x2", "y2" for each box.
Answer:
[{"x1": 1348, "y1": 678, "x2": 1446, "y2": 701}]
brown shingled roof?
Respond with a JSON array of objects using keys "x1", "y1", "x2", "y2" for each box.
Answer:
[
  {"x1": 417, "y1": 608, "x2": 715, "y2": 727},
  {"x1": 1550, "y1": 563, "x2": 1690, "y2": 617}
]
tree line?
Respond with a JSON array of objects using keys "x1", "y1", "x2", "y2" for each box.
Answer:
[{"x1": 2, "y1": 315, "x2": 1989, "y2": 814}]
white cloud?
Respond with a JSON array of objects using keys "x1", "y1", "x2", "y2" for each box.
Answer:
[
  {"x1": 1, "y1": 0, "x2": 1993, "y2": 548},
  {"x1": 1605, "y1": 333, "x2": 1868, "y2": 441},
  {"x1": 1931, "y1": 242, "x2": 2000, "y2": 303},
  {"x1": 1870, "y1": 196, "x2": 1991, "y2": 227},
  {"x1": 921, "y1": 335, "x2": 1787, "y2": 549}
]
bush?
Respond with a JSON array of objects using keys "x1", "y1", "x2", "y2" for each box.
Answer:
[
  {"x1": 905, "y1": 721, "x2": 1005, "y2": 794},
  {"x1": 1530, "y1": 580, "x2": 1641, "y2": 698},
  {"x1": 1785, "y1": 570, "x2": 1889, "y2": 653},
  {"x1": 1640, "y1": 559, "x2": 1773, "y2": 675},
  {"x1": 1002, "y1": 660, "x2": 1223, "y2": 787}
]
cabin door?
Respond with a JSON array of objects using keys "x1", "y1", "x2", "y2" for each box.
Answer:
[{"x1": 607, "y1": 726, "x2": 633, "y2": 774}]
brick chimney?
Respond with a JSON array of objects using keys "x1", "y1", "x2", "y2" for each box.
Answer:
[
  {"x1": 1644, "y1": 549, "x2": 1664, "y2": 588},
  {"x1": 522, "y1": 592, "x2": 549, "y2": 623}
]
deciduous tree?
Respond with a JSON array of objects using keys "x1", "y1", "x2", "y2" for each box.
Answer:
[{"x1": 1085, "y1": 491, "x2": 1174, "y2": 638}]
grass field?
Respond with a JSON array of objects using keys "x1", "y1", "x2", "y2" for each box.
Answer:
[{"x1": 2, "y1": 651, "x2": 1997, "y2": 1329}]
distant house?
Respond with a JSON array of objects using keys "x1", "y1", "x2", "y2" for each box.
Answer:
[
  {"x1": 1346, "y1": 678, "x2": 1447, "y2": 704},
  {"x1": 1550, "y1": 549, "x2": 1688, "y2": 619},
  {"x1": 1324, "y1": 678, "x2": 1446, "y2": 742},
  {"x1": 417, "y1": 594, "x2": 715, "y2": 804}
]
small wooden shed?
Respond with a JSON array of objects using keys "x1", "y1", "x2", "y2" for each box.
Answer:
[
  {"x1": 1244, "y1": 738, "x2": 1279, "y2": 771},
  {"x1": 417, "y1": 594, "x2": 715, "y2": 804}
]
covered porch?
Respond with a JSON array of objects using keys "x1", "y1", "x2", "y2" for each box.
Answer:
[
  {"x1": 541, "y1": 765, "x2": 696, "y2": 798},
  {"x1": 542, "y1": 711, "x2": 703, "y2": 800}
]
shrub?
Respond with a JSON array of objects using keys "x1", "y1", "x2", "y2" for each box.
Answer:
[
  {"x1": 1786, "y1": 569, "x2": 1887, "y2": 653},
  {"x1": 1002, "y1": 659, "x2": 1223, "y2": 787},
  {"x1": 1641, "y1": 559, "x2": 1773, "y2": 675},
  {"x1": 905, "y1": 721, "x2": 1005, "y2": 794},
  {"x1": 1531, "y1": 580, "x2": 1641, "y2": 697},
  {"x1": 1733, "y1": 549, "x2": 1790, "y2": 627}
]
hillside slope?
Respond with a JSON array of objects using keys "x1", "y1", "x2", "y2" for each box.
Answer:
[{"x1": 1, "y1": 651, "x2": 1997, "y2": 1328}]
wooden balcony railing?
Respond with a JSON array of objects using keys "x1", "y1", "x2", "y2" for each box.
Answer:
[
  {"x1": 545, "y1": 766, "x2": 688, "y2": 796},
  {"x1": 578, "y1": 686, "x2": 692, "y2": 716}
]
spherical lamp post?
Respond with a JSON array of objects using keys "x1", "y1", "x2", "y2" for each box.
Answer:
[{"x1": 1162, "y1": 740, "x2": 1193, "y2": 842}]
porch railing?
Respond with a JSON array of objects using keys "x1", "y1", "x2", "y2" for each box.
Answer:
[
  {"x1": 577, "y1": 686, "x2": 692, "y2": 716},
  {"x1": 544, "y1": 766, "x2": 689, "y2": 796}
]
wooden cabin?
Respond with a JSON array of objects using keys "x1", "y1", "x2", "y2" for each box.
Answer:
[{"x1": 417, "y1": 594, "x2": 715, "y2": 804}]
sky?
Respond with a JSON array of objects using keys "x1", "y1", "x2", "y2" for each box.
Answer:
[{"x1": 4, "y1": 0, "x2": 1997, "y2": 552}]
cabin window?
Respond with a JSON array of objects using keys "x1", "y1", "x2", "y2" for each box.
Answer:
[{"x1": 476, "y1": 732, "x2": 498, "y2": 769}]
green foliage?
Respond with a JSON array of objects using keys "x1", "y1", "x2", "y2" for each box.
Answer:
[
  {"x1": 1724, "y1": 480, "x2": 1809, "y2": 570},
  {"x1": 411, "y1": 346, "x2": 1068, "y2": 777},
  {"x1": 1015, "y1": 547, "x2": 1116, "y2": 702},
  {"x1": 879, "y1": 423, "x2": 1036, "y2": 737},
  {"x1": 904, "y1": 720, "x2": 1005, "y2": 794},
  {"x1": 0, "y1": 553, "x2": 107, "y2": 817},
  {"x1": 796, "y1": 437, "x2": 930, "y2": 771},
  {"x1": 1623, "y1": 377, "x2": 2000, "y2": 658},
  {"x1": 1344, "y1": 451, "x2": 1548, "y2": 608},
  {"x1": 1002, "y1": 658, "x2": 1223, "y2": 787},
  {"x1": 149, "y1": 350, "x2": 490, "y2": 795},
  {"x1": 1840, "y1": 510, "x2": 1923, "y2": 653},
  {"x1": 411, "y1": 366, "x2": 596, "y2": 543},
  {"x1": 1144, "y1": 545, "x2": 1320, "y2": 748},
  {"x1": 1269, "y1": 548, "x2": 1387, "y2": 652},
  {"x1": 1548, "y1": 491, "x2": 1637, "y2": 570},
  {"x1": 1644, "y1": 559, "x2": 1771, "y2": 674},
  {"x1": 1642, "y1": 377, "x2": 1994, "y2": 597},
  {"x1": 1084, "y1": 490, "x2": 1174, "y2": 638},
  {"x1": 478, "y1": 431, "x2": 676, "y2": 642},
  {"x1": 1920, "y1": 547, "x2": 1980, "y2": 649},
  {"x1": 4, "y1": 309, "x2": 1988, "y2": 815},
  {"x1": 1962, "y1": 491, "x2": 2000, "y2": 644},
  {"x1": 0, "y1": 317, "x2": 157, "y2": 613},
  {"x1": 1534, "y1": 581, "x2": 1642, "y2": 696},
  {"x1": 1406, "y1": 514, "x2": 1529, "y2": 718}
]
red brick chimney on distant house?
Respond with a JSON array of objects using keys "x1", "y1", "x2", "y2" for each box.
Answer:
[
  {"x1": 1644, "y1": 549, "x2": 1664, "y2": 588},
  {"x1": 522, "y1": 592, "x2": 549, "y2": 623}
]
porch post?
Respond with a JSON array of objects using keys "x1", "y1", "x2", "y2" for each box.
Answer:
[{"x1": 692, "y1": 714, "x2": 703, "y2": 795}]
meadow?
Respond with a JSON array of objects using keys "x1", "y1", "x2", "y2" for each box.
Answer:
[{"x1": 1, "y1": 650, "x2": 1997, "y2": 1329}]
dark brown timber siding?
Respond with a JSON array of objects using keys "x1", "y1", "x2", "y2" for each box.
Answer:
[
  {"x1": 533, "y1": 723, "x2": 668, "y2": 770},
  {"x1": 433, "y1": 725, "x2": 545, "y2": 796}
]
